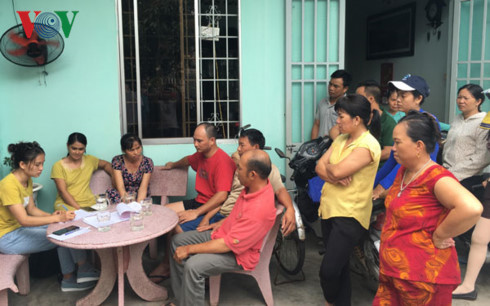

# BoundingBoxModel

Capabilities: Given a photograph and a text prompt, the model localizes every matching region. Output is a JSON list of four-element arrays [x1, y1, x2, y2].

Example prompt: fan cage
[[0, 23, 65, 67]]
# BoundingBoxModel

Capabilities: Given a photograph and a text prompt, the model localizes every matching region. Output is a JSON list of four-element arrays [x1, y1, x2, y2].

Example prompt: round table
[[47, 205, 178, 306]]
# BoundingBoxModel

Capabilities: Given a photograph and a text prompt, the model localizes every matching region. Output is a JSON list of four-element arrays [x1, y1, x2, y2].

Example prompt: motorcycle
[[349, 199, 385, 292], [273, 136, 331, 276], [236, 124, 308, 276]]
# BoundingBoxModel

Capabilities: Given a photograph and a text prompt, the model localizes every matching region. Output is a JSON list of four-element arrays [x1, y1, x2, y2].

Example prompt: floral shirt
[[106, 154, 153, 204]]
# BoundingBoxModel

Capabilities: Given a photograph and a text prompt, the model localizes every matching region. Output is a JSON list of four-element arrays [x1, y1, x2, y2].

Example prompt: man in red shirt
[[151, 123, 235, 281], [164, 123, 236, 232], [169, 149, 277, 306]]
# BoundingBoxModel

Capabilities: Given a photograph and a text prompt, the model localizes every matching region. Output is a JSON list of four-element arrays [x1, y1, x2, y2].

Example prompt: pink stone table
[[47, 205, 178, 306]]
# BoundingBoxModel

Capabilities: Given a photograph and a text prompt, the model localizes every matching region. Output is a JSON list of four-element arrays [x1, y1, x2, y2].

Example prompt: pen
[[62, 205, 68, 211]]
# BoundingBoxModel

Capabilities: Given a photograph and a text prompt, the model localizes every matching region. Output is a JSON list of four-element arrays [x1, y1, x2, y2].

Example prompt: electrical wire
[[39, 67, 48, 86], [11, 0, 19, 25]]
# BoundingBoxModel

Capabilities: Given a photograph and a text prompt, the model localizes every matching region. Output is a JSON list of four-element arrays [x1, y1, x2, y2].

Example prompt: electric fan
[[0, 23, 64, 67]]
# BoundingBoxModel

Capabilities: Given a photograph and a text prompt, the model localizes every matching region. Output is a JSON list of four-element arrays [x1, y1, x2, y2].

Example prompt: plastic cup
[[130, 211, 144, 231]]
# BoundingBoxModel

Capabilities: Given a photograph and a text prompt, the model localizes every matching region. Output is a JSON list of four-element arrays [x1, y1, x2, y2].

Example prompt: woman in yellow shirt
[[51, 132, 112, 211], [315, 94, 381, 306], [0, 141, 99, 291]]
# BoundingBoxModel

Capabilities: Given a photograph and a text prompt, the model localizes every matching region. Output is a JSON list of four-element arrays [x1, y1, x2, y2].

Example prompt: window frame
[[116, 0, 242, 145]]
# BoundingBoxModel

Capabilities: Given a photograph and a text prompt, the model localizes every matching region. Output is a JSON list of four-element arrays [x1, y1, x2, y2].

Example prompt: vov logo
[[17, 11, 79, 39]]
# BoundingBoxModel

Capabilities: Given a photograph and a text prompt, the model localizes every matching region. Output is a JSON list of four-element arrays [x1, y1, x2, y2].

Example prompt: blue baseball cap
[[389, 74, 430, 98]]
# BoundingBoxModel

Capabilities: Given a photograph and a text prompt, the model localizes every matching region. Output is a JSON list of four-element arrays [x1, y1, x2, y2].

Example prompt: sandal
[[149, 274, 170, 283]]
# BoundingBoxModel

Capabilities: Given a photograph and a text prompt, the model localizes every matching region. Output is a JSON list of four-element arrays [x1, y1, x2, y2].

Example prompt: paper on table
[[48, 227, 91, 241], [82, 211, 129, 229], [116, 202, 141, 219], [74, 209, 97, 221]]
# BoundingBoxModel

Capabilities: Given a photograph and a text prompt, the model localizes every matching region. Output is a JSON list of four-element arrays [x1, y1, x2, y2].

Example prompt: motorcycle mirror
[[263, 146, 271, 151], [275, 148, 288, 159], [483, 88, 490, 100], [236, 124, 251, 139]]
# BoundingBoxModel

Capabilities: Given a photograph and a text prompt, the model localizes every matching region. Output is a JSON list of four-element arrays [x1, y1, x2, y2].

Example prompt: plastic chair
[[209, 204, 284, 306], [0, 254, 30, 305]]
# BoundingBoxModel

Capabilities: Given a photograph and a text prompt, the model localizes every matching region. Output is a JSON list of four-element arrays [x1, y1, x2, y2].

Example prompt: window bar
[[195, 0, 202, 124], [467, 0, 473, 82], [301, 0, 305, 143], [116, 0, 127, 134], [237, 0, 243, 135], [285, 0, 293, 149], [225, 10, 230, 138], [311, 0, 318, 141], [339, 0, 346, 70], [133, 0, 142, 138], [179, 0, 186, 137], [212, 0, 218, 130], [480, 0, 487, 84], [326, 0, 330, 75]]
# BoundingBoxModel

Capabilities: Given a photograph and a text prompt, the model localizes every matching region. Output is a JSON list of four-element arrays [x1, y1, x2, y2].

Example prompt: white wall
[[345, 0, 451, 121]]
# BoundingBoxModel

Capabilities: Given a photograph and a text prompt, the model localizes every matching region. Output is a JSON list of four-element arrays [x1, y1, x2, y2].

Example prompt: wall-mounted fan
[[0, 23, 64, 67]]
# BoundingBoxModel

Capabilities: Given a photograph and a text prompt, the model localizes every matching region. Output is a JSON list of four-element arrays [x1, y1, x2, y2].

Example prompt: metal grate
[[450, 0, 490, 120], [117, 0, 241, 141]]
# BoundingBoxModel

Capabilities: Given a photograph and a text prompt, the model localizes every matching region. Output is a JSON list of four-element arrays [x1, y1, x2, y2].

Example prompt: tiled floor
[[8, 234, 490, 305]]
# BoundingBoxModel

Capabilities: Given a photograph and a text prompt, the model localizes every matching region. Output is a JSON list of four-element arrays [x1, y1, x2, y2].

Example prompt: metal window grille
[[449, 0, 490, 120], [117, 0, 241, 142]]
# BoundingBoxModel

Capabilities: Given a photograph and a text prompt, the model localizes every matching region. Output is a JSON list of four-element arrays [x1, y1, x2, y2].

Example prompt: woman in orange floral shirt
[[373, 111, 482, 305]]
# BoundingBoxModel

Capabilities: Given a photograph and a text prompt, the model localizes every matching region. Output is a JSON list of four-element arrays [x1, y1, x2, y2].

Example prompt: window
[[118, 0, 241, 142]]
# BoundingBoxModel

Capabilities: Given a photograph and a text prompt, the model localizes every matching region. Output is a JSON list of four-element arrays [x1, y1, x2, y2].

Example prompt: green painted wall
[[0, 0, 121, 211], [0, 0, 287, 211]]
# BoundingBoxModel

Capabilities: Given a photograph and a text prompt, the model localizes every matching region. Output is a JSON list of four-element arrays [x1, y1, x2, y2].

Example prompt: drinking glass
[[130, 211, 144, 231], [124, 192, 136, 204], [97, 209, 111, 232], [95, 193, 108, 210], [141, 197, 152, 216]]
